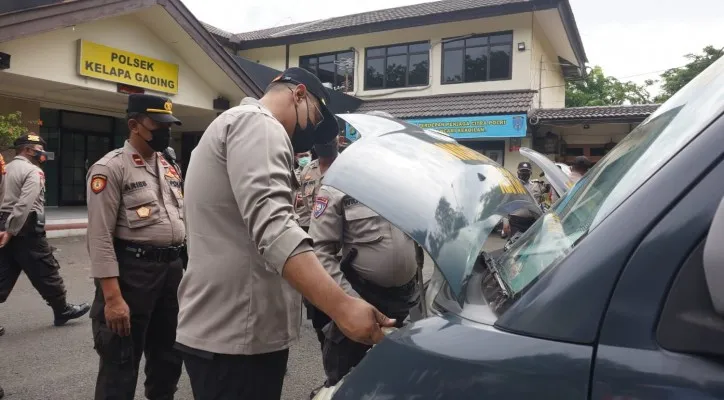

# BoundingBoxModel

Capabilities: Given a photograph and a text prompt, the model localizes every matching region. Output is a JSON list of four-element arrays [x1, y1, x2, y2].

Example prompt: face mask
[[31, 149, 54, 164], [518, 171, 531, 182], [290, 90, 317, 153], [297, 156, 311, 168], [146, 127, 171, 152]]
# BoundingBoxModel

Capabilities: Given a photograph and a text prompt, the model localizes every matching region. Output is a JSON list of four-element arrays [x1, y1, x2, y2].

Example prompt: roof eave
[[236, 0, 560, 50], [557, 0, 588, 69]]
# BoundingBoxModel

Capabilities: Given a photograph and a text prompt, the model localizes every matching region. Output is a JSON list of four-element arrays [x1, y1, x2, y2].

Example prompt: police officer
[[517, 161, 544, 203], [570, 156, 592, 183], [176, 67, 393, 400], [0, 134, 90, 327], [86, 94, 185, 400], [300, 137, 340, 349], [310, 185, 420, 387], [293, 151, 313, 231]]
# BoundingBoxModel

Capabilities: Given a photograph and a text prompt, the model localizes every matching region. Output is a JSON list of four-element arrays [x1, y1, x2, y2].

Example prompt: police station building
[[0, 0, 261, 207]]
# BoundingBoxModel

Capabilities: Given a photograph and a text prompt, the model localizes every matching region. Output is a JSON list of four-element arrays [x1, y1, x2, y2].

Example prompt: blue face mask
[[298, 156, 311, 168]]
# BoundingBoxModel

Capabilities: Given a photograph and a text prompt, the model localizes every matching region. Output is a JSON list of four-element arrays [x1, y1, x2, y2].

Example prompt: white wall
[[241, 45, 287, 71], [0, 14, 220, 111], [531, 16, 566, 109], [239, 13, 536, 99]]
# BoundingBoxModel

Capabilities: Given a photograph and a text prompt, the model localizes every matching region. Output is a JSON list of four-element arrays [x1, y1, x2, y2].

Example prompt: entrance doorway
[[461, 140, 506, 166], [60, 131, 111, 205]]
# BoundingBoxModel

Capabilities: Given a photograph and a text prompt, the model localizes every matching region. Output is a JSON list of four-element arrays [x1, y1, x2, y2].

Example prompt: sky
[[181, 0, 724, 93]]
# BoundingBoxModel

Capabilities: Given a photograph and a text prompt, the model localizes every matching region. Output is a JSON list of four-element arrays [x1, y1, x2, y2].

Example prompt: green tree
[[565, 66, 652, 107], [654, 46, 724, 103], [0, 111, 28, 151]]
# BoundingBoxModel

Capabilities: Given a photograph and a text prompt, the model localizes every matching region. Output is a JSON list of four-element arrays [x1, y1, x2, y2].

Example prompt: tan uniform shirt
[[86, 141, 186, 278], [0, 154, 6, 206], [293, 167, 308, 227], [176, 97, 313, 355], [0, 156, 46, 235], [309, 185, 417, 298], [297, 159, 324, 228]]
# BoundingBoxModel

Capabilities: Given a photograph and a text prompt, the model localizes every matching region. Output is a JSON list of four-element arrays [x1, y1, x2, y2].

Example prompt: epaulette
[[94, 148, 124, 166]]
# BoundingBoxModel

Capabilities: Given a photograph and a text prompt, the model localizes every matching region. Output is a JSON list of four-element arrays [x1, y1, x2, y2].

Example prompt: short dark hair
[[126, 112, 149, 123], [265, 81, 296, 94], [15, 144, 36, 154]]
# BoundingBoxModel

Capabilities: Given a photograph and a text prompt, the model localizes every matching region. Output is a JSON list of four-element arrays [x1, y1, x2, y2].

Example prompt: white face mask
[[298, 156, 311, 168]]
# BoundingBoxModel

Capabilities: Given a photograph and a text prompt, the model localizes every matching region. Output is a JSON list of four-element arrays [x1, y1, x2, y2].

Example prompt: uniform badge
[[160, 158, 169, 167], [90, 174, 107, 194], [132, 154, 144, 166], [313, 197, 329, 218], [136, 206, 151, 219]]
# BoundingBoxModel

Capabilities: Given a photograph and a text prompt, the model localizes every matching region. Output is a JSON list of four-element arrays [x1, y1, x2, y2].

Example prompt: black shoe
[[53, 303, 90, 326], [0, 325, 4, 337], [0, 383, 4, 399]]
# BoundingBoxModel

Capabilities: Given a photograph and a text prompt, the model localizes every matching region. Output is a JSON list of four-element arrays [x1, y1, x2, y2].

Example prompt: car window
[[495, 58, 724, 298]]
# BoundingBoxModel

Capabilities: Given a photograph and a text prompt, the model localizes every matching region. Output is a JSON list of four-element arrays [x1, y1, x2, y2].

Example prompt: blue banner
[[345, 114, 527, 142]]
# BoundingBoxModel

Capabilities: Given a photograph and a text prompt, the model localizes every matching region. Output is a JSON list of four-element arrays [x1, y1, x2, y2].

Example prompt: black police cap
[[518, 162, 532, 171], [14, 133, 47, 148], [270, 67, 337, 144], [127, 94, 182, 125]]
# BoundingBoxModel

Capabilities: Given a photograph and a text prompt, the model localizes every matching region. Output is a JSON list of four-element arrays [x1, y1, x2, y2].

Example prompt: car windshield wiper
[[482, 251, 512, 298]]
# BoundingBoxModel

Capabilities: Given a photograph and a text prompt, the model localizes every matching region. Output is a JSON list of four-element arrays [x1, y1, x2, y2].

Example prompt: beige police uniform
[[293, 166, 309, 228], [0, 156, 45, 234], [311, 185, 417, 296], [176, 97, 312, 356], [87, 141, 185, 277], [298, 159, 324, 227], [86, 140, 186, 399], [309, 184, 419, 385]]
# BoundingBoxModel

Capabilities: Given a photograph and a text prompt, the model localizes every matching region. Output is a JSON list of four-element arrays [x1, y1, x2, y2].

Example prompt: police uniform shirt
[[0, 156, 46, 235], [86, 141, 186, 278], [309, 185, 417, 297], [297, 159, 323, 228], [293, 167, 307, 226], [176, 97, 313, 356]]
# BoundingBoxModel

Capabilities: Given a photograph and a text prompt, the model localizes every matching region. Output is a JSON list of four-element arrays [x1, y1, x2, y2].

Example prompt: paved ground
[[0, 234, 505, 399], [0, 236, 327, 400]]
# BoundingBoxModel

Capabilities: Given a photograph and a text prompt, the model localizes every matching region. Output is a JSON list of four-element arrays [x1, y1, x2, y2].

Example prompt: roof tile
[[531, 105, 660, 121], [356, 90, 536, 118], [234, 0, 530, 41]]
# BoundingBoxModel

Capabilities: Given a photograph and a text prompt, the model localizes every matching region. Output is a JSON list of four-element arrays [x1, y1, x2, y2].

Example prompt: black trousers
[[182, 349, 289, 400], [0, 231, 66, 309], [91, 250, 184, 400]]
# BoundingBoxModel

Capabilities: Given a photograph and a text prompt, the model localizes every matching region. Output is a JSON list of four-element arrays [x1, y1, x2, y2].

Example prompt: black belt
[[114, 239, 185, 263]]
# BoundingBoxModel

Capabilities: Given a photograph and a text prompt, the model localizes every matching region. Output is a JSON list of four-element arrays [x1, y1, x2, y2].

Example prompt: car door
[[591, 117, 724, 399]]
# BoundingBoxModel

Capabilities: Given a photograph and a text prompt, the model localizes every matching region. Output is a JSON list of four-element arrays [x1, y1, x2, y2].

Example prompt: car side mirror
[[703, 196, 724, 316]]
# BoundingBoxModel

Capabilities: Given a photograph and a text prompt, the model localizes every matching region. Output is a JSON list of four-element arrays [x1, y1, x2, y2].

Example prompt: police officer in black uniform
[[0, 134, 90, 327]]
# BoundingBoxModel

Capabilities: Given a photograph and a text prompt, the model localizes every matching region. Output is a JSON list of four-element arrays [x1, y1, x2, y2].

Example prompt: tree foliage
[[0, 111, 28, 151], [565, 66, 652, 107], [654, 46, 724, 103]]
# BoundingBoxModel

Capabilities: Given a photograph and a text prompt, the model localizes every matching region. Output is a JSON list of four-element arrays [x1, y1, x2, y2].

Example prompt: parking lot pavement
[[0, 234, 507, 399], [0, 236, 325, 400]]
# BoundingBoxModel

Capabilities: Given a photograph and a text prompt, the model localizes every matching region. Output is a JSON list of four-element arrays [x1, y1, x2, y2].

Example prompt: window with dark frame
[[300, 51, 355, 92], [365, 41, 430, 90], [442, 32, 513, 84]]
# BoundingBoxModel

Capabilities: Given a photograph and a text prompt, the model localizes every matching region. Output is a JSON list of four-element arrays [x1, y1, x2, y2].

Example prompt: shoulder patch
[[94, 149, 123, 167], [313, 197, 329, 219], [90, 174, 108, 194]]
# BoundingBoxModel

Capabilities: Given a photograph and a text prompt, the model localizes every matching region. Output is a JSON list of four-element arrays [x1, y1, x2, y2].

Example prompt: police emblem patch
[[313, 197, 329, 218], [91, 174, 107, 194], [136, 206, 151, 219]]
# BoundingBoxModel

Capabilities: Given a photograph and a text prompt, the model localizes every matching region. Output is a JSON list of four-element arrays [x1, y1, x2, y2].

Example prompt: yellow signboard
[[78, 40, 179, 94]]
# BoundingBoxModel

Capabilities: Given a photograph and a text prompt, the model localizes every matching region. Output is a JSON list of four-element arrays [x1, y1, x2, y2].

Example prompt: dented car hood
[[324, 114, 540, 298]]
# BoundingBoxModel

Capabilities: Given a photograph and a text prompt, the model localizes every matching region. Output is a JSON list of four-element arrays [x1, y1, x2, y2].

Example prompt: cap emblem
[[27, 134, 41, 142], [164, 101, 173, 112]]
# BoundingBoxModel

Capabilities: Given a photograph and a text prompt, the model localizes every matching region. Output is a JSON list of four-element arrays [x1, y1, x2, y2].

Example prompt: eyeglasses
[[307, 96, 324, 129]]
